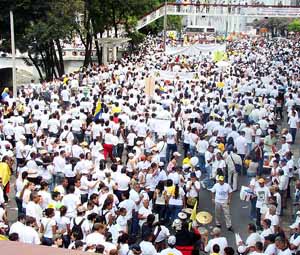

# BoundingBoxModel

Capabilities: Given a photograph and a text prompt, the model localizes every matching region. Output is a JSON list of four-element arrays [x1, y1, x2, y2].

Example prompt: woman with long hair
[[55, 205, 71, 248], [166, 183, 185, 222], [40, 208, 57, 246], [20, 181, 35, 214], [15, 171, 28, 215], [153, 181, 167, 222]]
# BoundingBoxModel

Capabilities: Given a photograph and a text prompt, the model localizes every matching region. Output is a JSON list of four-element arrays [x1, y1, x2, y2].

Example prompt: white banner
[[151, 69, 199, 81], [166, 43, 226, 56]]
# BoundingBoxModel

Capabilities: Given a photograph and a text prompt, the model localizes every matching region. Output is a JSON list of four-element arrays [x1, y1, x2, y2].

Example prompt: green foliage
[[0, 0, 172, 78], [141, 15, 183, 35], [288, 19, 300, 32]]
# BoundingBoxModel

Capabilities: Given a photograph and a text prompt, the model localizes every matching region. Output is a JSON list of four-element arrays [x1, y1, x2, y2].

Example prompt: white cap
[[159, 162, 165, 167], [173, 152, 181, 157], [19, 135, 26, 140], [168, 236, 176, 246], [290, 222, 299, 229]]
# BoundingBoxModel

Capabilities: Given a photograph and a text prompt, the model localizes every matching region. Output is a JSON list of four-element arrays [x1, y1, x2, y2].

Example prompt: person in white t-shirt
[[288, 110, 299, 144], [204, 227, 228, 255], [138, 198, 152, 228], [9, 214, 26, 243], [186, 172, 200, 199], [211, 176, 233, 231], [23, 216, 41, 245], [255, 178, 271, 230], [62, 185, 81, 218], [160, 236, 182, 255], [40, 208, 57, 246], [275, 236, 292, 255]]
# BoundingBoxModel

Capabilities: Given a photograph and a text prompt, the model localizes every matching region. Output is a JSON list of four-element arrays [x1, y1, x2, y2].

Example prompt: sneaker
[[216, 224, 221, 228], [227, 227, 234, 232]]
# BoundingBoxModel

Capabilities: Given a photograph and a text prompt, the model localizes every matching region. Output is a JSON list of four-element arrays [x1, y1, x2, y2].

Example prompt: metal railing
[[137, 3, 300, 29]]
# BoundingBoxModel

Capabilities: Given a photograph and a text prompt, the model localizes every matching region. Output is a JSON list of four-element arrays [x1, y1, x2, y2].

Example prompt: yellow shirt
[[217, 143, 225, 153], [167, 186, 175, 196], [182, 157, 192, 166], [244, 159, 251, 168], [112, 106, 121, 114], [0, 162, 11, 186]]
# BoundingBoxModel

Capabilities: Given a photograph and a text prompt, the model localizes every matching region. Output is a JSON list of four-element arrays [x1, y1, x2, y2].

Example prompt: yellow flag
[[190, 201, 198, 222]]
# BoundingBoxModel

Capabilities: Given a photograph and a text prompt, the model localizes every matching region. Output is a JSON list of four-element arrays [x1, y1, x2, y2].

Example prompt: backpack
[[71, 218, 85, 240]]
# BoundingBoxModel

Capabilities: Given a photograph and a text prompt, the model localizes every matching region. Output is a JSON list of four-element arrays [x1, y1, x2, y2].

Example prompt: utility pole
[[163, 0, 167, 51], [10, 11, 17, 98]]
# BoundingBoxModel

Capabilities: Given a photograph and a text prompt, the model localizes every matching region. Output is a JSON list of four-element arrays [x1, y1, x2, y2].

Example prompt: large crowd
[[0, 35, 299, 255]]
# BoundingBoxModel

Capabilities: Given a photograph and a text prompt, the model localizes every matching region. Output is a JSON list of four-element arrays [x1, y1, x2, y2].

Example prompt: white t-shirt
[[265, 243, 277, 255], [119, 199, 135, 220], [166, 128, 176, 144], [85, 232, 105, 246], [117, 174, 131, 191], [138, 206, 152, 227], [160, 247, 182, 255], [235, 136, 247, 155], [186, 180, 200, 198], [154, 225, 170, 243], [9, 221, 26, 242], [41, 217, 56, 238], [255, 186, 271, 209], [140, 240, 157, 255], [211, 183, 232, 203], [246, 232, 262, 247], [22, 225, 41, 244], [62, 193, 81, 218], [205, 236, 228, 255]]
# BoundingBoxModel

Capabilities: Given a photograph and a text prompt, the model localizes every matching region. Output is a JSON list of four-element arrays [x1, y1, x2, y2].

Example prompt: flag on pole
[[93, 99, 102, 121], [190, 201, 197, 222], [189, 200, 198, 231]]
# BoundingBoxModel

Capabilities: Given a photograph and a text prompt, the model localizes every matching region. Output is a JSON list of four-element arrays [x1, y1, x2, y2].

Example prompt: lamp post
[[163, 0, 167, 51], [10, 10, 17, 98]]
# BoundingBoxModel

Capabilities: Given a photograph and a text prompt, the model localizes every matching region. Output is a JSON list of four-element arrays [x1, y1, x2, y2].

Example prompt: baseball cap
[[290, 222, 299, 229], [211, 227, 221, 235], [77, 206, 86, 213], [218, 175, 224, 181], [168, 236, 176, 246], [159, 162, 165, 167], [173, 152, 181, 157]]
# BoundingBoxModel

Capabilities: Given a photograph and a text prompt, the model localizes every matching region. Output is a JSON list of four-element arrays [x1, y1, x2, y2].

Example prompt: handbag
[[230, 153, 242, 174]]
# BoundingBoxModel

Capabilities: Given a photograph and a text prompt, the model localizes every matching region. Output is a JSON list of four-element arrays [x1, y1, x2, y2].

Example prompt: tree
[[0, 0, 81, 81], [288, 19, 300, 32], [252, 18, 291, 37]]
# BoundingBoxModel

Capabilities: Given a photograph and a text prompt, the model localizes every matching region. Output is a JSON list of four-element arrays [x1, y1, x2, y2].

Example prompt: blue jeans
[[52, 172, 65, 189], [250, 197, 257, 219], [197, 153, 205, 170], [168, 204, 182, 222], [189, 145, 196, 157], [130, 211, 139, 237], [290, 128, 297, 144], [247, 143, 252, 154], [202, 165, 214, 189], [166, 144, 177, 162]]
